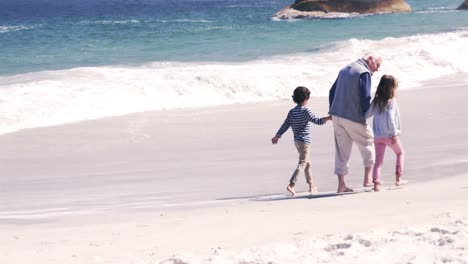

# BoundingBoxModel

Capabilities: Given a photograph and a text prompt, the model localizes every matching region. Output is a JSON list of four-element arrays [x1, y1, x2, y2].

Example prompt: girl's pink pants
[[372, 137, 404, 184]]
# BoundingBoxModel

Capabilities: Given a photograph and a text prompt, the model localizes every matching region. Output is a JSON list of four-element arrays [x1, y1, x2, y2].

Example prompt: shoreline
[[1, 72, 467, 138]]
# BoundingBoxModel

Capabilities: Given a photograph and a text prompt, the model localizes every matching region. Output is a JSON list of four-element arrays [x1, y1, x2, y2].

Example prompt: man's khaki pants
[[332, 116, 374, 176]]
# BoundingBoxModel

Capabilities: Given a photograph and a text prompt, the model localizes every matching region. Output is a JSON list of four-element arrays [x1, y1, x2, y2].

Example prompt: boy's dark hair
[[292, 86, 311, 104]]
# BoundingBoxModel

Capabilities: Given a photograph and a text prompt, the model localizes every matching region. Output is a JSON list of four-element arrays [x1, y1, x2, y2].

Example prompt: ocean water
[[0, 0, 467, 134]]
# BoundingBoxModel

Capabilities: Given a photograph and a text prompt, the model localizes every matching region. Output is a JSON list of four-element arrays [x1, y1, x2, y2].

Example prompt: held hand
[[271, 136, 279, 145], [391, 136, 398, 144], [323, 115, 332, 122]]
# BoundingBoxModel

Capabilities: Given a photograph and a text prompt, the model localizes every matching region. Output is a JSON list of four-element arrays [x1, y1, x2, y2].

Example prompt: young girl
[[271, 86, 331, 197], [365, 75, 408, 191]]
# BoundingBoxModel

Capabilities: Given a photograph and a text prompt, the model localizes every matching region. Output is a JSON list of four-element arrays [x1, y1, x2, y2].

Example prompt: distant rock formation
[[457, 0, 468, 10], [274, 0, 412, 20]]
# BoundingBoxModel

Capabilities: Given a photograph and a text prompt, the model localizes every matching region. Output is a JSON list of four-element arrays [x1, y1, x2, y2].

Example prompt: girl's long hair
[[371, 75, 398, 113]]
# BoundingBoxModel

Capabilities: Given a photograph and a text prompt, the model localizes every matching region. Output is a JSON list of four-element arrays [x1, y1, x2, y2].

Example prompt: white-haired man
[[328, 53, 382, 193]]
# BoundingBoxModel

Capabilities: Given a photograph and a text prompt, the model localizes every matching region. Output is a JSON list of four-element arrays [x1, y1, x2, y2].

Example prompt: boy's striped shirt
[[276, 105, 325, 144]]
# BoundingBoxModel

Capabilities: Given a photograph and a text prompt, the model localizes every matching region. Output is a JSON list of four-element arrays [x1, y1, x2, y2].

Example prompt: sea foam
[[0, 24, 42, 33], [0, 30, 467, 135]]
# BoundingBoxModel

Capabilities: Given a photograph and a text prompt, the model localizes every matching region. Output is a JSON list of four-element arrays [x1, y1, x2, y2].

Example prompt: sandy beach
[[1, 74, 468, 263]]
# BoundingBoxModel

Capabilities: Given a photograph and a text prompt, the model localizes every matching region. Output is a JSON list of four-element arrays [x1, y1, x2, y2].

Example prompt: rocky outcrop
[[274, 0, 412, 19], [457, 0, 468, 10]]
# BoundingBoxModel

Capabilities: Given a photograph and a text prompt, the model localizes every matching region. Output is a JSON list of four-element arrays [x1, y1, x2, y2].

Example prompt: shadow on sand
[[217, 185, 409, 202], [218, 189, 374, 202], [253, 191, 369, 202]]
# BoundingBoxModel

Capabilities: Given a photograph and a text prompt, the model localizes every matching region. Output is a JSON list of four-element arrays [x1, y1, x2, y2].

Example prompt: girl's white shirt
[[365, 98, 401, 138]]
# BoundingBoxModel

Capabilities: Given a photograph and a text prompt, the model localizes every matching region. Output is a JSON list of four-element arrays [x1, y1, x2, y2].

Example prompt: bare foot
[[396, 179, 409, 186], [363, 167, 372, 187], [363, 176, 373, 187], [337, 185, 354, 193], [373, 183, 381, 192], [287, 185, 296, 197], [309, 186, 319, 194]]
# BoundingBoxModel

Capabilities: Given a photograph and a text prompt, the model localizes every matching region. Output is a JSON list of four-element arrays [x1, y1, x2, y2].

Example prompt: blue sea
[[0, 0, 467, 134]]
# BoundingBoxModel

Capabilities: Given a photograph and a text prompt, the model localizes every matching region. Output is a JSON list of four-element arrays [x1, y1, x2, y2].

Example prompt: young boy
[[272, 86, 331, 197]]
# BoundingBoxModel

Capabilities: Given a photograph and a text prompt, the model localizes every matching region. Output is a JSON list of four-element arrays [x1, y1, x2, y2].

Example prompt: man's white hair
[[362, 52, 381, 62]]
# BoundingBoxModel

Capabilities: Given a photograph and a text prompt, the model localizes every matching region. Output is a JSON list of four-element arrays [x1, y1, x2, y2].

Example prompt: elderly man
[[328, 53, 382, 193]]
